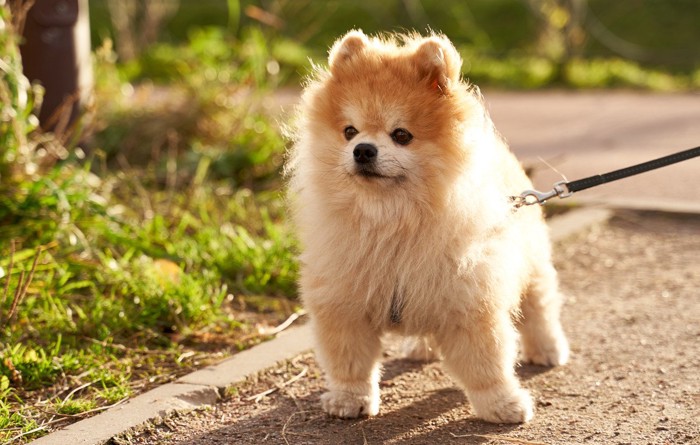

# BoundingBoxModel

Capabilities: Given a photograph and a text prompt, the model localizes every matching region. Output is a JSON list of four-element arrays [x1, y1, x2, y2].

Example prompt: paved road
[[485, 91, 700, 206]]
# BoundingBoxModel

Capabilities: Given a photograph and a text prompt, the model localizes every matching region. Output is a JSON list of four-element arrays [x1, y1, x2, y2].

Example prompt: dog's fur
[[286, 30, 569, 423]]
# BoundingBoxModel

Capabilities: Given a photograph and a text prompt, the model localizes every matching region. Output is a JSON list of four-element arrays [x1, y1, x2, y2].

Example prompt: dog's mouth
[[354, 166, 405, 182], [357, 168, 389, 179]]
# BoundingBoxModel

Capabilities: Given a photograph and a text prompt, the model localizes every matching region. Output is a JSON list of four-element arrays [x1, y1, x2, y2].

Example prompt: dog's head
[[292, 30, 483, 213]]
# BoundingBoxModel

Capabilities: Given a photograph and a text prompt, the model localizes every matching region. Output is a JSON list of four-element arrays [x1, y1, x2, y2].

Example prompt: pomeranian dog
[[286, 30, 569, 423]]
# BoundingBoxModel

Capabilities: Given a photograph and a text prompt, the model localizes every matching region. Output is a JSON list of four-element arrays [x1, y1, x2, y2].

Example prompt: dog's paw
[[401, 336, 439, 362], [522, 334, 570, 367], [320, 390, 379, 418], [469, 386, 534, 424]]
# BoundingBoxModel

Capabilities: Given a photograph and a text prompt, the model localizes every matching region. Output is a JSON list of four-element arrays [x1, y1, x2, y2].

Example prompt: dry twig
[[265, 311, 305, 336], [237, 311, 307, 344], [281, 410, 311, 445], [245, 367, 308, 403], [59, 379, 99, 406]]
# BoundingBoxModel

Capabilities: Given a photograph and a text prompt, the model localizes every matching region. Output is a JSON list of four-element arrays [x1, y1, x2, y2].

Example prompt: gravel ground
[[115, 210, 700, 445]]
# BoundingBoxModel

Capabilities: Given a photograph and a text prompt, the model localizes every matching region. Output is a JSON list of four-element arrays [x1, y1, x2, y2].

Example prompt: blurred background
[[87, 0, 700, 89]]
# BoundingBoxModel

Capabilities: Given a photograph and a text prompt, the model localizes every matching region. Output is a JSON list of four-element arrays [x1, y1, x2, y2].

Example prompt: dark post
[[18, 0, 92, 132]]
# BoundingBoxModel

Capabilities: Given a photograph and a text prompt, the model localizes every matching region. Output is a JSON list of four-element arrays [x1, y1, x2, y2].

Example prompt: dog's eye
[[344, 126, 359, 141], [391, 128, 413, 146]]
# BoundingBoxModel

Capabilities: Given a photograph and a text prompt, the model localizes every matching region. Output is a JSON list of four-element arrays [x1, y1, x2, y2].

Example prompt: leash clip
[[513, 181, 571, 207]]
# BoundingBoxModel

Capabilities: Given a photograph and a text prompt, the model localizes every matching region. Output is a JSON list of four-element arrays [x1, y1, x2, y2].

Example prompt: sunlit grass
[[0, 159, 300, 442]]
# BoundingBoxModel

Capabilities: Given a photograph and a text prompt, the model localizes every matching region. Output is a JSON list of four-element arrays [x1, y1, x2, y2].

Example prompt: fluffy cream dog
[[286, 30, 569, 423]]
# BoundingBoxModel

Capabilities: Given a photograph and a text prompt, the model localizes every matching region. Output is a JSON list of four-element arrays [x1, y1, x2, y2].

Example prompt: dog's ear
[[328, 30, 368, 73], [414, 36, 462, 94]]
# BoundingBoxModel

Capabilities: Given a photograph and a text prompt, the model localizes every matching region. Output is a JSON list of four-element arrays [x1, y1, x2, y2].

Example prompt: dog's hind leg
[[311, 312, 382, 418], [517, 262, 570, 366]]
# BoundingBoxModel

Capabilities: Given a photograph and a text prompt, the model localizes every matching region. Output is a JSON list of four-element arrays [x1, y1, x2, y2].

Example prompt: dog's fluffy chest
[[320, 217, 483, 333]]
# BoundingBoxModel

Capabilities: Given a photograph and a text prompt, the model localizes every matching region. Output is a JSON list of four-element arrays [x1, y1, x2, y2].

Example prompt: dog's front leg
[[436, 310, 533, 423], [310, 310, 382, 418]]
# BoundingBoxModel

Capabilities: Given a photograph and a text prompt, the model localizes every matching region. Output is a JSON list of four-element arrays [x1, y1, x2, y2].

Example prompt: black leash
[[513, 145, 700, 207]]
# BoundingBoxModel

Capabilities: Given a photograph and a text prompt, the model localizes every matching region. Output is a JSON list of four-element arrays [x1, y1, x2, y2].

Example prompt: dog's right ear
[[328, 30, 368, 73], [414, 36, 462, 95]]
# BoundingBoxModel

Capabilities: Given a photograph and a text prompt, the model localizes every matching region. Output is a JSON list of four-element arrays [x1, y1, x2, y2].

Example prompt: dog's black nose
[[353, 143, 377, 164]]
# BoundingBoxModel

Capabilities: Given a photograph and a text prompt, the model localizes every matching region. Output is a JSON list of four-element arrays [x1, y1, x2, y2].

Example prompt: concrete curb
[[29, 383, 220, 445], [30, 206, 613, 445], [29, 325, 314, 445]]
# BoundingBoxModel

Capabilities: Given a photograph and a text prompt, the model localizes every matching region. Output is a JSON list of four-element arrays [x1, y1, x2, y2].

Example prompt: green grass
[[0, 159, 300, 441]]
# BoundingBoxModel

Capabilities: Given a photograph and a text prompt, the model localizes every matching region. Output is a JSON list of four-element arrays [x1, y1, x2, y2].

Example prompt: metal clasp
[[512, 181, 572, 207]]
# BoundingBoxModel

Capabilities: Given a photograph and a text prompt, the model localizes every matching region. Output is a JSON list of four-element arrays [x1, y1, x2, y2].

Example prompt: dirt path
[[117, 211, 700, 445]]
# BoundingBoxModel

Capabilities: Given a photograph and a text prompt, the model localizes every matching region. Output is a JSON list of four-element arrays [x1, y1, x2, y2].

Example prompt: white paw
[[320, 390, 379, 418], [522, 334, 570, 366], [401, 336, 439, 362], [470, 386, 534, 424]]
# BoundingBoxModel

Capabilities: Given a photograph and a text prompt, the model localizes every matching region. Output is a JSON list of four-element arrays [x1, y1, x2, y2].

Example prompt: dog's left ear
[[414, 37, 462, 94]]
